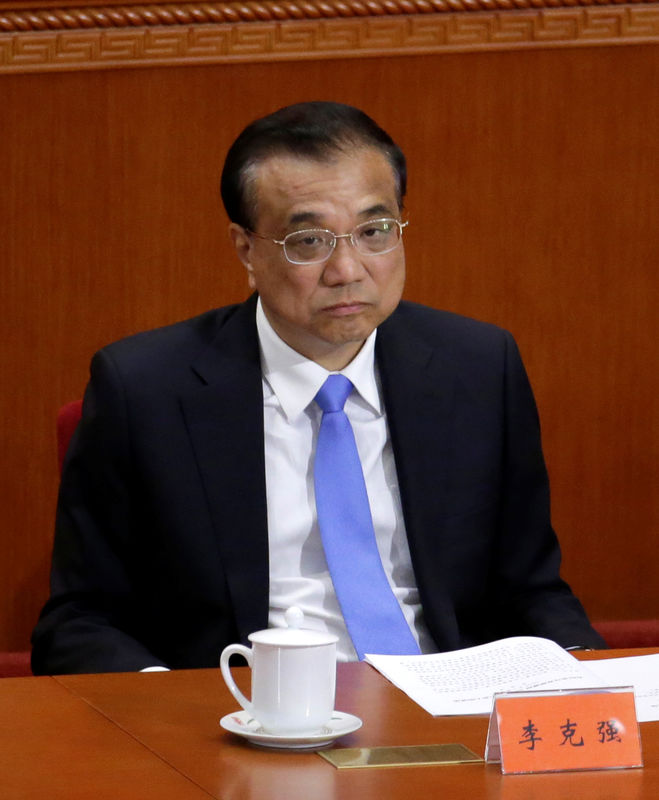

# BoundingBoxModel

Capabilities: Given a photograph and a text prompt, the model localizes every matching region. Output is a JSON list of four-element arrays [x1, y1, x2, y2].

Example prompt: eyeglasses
[[247, 218, 408, 265]]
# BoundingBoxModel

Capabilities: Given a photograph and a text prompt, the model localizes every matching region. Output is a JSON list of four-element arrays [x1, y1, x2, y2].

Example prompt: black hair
[[220, 101, 406, 229]]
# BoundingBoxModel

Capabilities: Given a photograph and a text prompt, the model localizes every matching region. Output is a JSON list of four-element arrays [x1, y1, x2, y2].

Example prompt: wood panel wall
[[1, 2, 658, 650]]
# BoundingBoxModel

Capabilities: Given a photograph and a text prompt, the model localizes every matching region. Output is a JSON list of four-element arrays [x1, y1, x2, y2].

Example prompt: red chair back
[[0, 651, 32, 678], [57, 399, 83, 473], [594, 620, 659, 649]]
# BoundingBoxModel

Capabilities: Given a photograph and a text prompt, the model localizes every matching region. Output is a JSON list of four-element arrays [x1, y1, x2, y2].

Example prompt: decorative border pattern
[[1, 1, 658, 73], [0, 0, 658, 32]]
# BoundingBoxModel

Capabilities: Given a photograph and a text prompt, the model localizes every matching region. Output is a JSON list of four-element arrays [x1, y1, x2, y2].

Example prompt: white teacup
[[220, 607, 338, 736]]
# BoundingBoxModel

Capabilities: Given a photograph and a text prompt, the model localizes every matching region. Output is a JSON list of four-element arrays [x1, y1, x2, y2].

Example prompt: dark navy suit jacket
[[32, 295, 604, 674]]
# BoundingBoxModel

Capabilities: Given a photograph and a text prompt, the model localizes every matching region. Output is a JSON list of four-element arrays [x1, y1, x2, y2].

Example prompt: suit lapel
[[181, 296, 270, 643], [376, 305, 462, 650]]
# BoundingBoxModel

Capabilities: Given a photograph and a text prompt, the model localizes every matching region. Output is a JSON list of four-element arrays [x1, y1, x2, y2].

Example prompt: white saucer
[[220, 710, 363, 750]]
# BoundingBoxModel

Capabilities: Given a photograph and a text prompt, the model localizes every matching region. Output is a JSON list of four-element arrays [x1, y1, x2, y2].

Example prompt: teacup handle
[[220, 644, 254, 716]]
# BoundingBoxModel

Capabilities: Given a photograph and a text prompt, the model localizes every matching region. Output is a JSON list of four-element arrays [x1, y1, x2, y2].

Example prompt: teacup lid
[[248, 607, 339, 647]]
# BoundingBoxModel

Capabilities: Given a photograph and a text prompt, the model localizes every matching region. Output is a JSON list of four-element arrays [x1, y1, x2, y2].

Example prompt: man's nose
[[321, 237, 365, 285]]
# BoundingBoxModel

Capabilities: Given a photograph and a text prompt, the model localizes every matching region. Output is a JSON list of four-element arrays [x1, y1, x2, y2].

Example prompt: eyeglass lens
[[284, 218, 402, 264]]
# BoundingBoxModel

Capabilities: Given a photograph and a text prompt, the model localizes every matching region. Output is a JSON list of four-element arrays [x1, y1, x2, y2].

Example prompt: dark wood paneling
[[1, 44, 657, 649]]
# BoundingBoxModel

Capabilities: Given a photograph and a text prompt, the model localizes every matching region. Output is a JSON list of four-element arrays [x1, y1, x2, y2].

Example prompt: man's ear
[[229, 223, 256, 287]]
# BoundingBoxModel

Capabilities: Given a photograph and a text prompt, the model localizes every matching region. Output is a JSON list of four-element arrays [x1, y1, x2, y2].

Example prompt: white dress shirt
[[256, 299, 434, 660]]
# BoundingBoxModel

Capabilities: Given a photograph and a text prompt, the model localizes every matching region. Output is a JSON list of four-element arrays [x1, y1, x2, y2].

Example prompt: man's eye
[[362, 223, 391, 238]]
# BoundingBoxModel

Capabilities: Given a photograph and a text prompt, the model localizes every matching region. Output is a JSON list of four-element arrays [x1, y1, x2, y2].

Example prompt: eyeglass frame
[[245, 217, 409, 265]]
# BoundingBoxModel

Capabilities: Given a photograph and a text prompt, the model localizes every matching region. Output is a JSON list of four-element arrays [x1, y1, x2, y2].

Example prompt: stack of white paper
[[365, 637, 659, 721]]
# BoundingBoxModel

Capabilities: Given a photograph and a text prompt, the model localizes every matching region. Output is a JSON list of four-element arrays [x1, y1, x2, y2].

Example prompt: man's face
[[230, 147, 406, 370]]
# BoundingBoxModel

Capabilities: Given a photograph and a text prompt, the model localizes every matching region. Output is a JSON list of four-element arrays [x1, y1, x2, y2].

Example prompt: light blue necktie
[[314, 374, 421, 659]]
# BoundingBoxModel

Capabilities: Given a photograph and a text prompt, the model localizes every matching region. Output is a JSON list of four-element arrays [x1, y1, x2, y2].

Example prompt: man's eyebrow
[[361, 203, 394, 218], [287, 203, 396, 227], [288, 212, 321, 226]]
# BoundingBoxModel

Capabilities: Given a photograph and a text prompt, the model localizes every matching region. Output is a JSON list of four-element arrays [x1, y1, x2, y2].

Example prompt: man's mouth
[[323, 301, 367, 316]]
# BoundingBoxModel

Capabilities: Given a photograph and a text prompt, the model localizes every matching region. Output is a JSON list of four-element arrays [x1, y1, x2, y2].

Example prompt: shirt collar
[[256, 297, 381, 422]]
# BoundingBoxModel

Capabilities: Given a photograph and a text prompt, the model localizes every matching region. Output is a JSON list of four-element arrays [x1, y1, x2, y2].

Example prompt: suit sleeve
[[493, 331, 606, 649], [31, 349, 168, 674]]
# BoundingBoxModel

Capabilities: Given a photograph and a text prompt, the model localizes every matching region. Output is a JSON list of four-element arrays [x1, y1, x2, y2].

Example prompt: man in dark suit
[[32, 101, 604, 675]]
